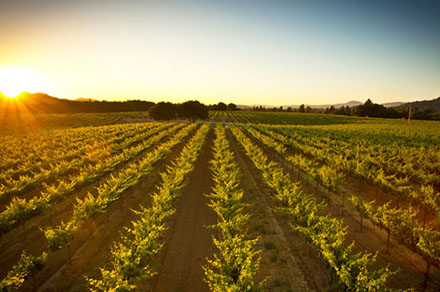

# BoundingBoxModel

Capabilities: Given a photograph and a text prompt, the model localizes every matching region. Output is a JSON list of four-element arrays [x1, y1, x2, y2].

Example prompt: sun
[[0, 67, 45, 98]]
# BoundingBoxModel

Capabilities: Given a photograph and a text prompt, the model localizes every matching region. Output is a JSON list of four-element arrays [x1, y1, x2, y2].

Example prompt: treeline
[[149, 100, 209, 121], [208, 102, 238, 111], [149, 101, 239, 121], [0, 92, 239, 121], [3, 91, 438, 121], [251, 99, 440, 120]]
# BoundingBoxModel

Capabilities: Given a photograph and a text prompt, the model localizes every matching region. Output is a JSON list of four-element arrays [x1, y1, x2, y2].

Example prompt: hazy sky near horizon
[[1, 0, 439, 105]]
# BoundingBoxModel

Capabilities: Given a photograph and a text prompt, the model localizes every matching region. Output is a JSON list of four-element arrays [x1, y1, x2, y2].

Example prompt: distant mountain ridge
[[238, 100, 405, 110], [295, 100, 363, 109], [404, 97, 440, 112], [1, 91, 439, 114], [382, 102, 405, 108]]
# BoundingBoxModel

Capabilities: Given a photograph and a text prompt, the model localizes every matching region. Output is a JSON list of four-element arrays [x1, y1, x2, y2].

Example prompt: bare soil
[[141, 128, 218, 292]]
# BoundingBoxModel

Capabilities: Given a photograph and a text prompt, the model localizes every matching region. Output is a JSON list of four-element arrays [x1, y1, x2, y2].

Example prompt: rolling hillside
[[0, 92, 154, 115]]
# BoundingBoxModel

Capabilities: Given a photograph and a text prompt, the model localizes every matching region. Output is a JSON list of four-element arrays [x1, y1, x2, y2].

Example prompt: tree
[[149, 102, 177, 120], [329, 105, 336, 114], [354, 99, 403, 119], [217, 102, 228, 111], [334, 106, 348, 116], [299, 104, 305, 113], [178, 100, 209, 121], [227, 103, 237, 111], [413, 108, 436, 120]]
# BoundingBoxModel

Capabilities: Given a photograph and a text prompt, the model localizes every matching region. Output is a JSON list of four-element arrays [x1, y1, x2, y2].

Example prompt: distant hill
[[0, 92, 154, 115], [382, 102, 405, 108], [404, 97, 440, 112], [239, 100, 369, 110], [237, 101, 363, 110], [307, 100, 363, 109], [238, 99, 435, 110], [3, 91, 439, 116]]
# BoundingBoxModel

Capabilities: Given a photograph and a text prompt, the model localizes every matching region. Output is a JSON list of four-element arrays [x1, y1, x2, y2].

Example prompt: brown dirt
[[140, 127, 217, 292]]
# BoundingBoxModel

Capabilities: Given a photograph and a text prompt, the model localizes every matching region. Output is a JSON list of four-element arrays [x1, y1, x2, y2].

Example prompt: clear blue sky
[[0, 0, 439, 105]]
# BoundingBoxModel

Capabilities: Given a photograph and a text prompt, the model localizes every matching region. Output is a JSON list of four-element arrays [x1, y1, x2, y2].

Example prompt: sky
[[0, 0, 439, 105]]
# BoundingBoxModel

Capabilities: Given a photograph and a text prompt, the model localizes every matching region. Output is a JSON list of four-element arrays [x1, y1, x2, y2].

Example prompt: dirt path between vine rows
[[141, 128, 218, 292], [227, 128, 325, 292]]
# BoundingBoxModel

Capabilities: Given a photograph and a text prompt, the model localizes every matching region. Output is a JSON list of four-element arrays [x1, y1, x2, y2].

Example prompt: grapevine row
[[351, 196, 440, 286], [43, 123, 197, 253], [0, 123, 195, 292], [230, 125, 402, 291], [88, 124, 210, 291], [0, 252, 47, 292], [257, 125, 440, 219], [248, 124, 439, 286], [0, 123, 180, 237], [204, 124, 262, 291], [244, 125, 344, 199], [0, 123, 166, 202], [0, 122, 147, 176]]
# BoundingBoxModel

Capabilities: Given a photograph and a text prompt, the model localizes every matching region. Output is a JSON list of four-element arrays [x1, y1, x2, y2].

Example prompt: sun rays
[[0, 67, 46, 98]]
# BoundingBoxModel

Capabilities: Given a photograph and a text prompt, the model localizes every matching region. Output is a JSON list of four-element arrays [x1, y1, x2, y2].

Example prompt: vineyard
[[0, 111, 439, 292]]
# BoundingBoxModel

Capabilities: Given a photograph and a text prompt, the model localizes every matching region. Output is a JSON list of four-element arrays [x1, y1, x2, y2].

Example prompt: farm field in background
[[0, 111, 439, 292], [0, 112, 151, 134]]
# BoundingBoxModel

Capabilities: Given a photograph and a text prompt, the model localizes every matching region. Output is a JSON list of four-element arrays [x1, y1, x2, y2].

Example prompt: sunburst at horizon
[[0, 67, 46, 98]]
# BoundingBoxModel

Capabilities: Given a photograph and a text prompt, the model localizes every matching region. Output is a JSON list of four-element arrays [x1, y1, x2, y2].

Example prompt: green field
[[0, 111, 439, 292]]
